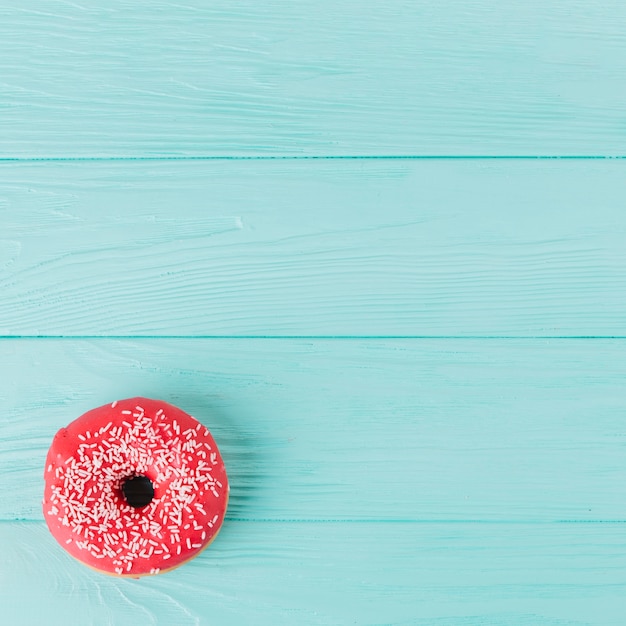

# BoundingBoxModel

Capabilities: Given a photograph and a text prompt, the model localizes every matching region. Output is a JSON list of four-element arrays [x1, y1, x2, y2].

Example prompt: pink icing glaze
[[43, 397, 229, 577]]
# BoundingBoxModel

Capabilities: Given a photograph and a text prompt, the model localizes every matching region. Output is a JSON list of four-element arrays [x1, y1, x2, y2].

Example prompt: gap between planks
[[2, 336, 626, 340], [6, 519, 626, 525], [0, 156, 626, 163]]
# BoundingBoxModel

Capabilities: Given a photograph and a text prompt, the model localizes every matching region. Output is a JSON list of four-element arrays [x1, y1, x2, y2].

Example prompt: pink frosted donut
[[43, 397, 229, 577]]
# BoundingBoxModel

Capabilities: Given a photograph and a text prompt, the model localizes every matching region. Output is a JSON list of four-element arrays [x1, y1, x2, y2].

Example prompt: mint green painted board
[[2, 1, 626, 157], [2, 522, 625, 626], [3, 338, 626, 523], [2, 1, 625, 622], [2, 160, 626, 336]]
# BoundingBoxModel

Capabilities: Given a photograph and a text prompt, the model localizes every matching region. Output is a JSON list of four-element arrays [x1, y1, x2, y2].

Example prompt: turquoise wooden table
[[2, 2, 626, 624]]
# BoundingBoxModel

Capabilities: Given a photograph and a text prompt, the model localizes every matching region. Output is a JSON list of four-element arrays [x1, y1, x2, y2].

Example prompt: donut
[[43, 397, 229, 577]]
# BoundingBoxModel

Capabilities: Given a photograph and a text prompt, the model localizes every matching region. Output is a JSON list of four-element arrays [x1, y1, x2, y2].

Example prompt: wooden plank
[[2, 1, 626, 157], [2, 521, 625, 625], [1, 159, 626, 336], [2, 338, 626, 522]]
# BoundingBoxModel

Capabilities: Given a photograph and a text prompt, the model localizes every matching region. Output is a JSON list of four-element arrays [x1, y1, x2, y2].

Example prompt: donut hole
[[121, 475, 154, 508]]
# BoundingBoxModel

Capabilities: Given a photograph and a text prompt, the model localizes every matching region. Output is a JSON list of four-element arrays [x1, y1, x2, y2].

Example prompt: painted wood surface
[[3, 521, 625, 626], [2, 1, 626, 157], [2, 339, 626, 526], [2, 159, 626, 337], [2, 1, 625, 624]]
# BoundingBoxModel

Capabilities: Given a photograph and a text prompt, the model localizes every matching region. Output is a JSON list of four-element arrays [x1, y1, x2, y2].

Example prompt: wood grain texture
[[2, 159, 626, 337], [2, 0, 626, 157], [3, 338, 626, 522], [3, 2, 624, 621], [2, 521, 625, 626]]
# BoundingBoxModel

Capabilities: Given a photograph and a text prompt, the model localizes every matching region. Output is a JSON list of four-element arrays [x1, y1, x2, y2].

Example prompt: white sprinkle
[[78, 434, 86, 441], [111, 401, 118, 408], [47, 464, 52, 473], [121, 410, 132, 415], [66, 538, 72, 544]]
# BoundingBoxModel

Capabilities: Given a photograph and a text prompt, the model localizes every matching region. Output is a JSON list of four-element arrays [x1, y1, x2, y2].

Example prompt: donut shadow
[[132, 388, 268, 523]]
